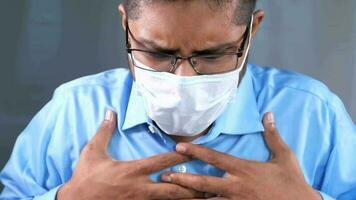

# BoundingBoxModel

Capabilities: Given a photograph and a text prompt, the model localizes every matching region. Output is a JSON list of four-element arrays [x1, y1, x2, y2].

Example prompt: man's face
[[119, 0, 264, 77]]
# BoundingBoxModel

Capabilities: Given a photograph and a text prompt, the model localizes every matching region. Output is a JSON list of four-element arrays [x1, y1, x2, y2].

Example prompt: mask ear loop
[[237, 16, 254, 71]]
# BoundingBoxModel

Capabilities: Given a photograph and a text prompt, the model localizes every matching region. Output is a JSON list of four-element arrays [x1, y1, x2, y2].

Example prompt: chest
[[107, 126, 270, 182]]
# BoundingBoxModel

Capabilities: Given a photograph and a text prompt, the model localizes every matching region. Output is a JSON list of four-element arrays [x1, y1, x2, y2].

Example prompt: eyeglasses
[[125, 20, 250, 75]]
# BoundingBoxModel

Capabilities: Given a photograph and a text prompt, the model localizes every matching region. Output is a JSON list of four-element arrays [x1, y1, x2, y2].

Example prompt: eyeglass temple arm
[[238, 20, 251, 54], [125, 20, 131, 48]]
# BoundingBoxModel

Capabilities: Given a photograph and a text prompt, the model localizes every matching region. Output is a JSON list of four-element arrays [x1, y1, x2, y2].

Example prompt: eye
[[204, 55, 222, 60], [147, 52, 172, 60], [200, 54, 225, 61]]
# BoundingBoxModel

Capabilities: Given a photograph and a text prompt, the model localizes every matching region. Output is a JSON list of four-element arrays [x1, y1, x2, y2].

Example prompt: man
[[1, 0, 355, 199]]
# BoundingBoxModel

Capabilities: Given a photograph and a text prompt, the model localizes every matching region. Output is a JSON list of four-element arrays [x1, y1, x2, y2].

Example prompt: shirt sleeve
[[33, 185, 62, 200], [0, 90, 73, 199], [318, 94, 356, 199]]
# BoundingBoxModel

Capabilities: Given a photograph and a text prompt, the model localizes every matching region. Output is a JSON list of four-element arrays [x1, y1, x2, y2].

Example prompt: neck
[[169, 127, 210, 143]]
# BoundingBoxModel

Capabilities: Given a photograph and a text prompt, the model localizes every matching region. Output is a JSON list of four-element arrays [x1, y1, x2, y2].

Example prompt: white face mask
[[132, 17, 253, 137]]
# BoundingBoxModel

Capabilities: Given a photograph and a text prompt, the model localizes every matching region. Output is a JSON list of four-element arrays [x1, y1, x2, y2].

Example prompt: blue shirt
[[1, 64, 355, 200]]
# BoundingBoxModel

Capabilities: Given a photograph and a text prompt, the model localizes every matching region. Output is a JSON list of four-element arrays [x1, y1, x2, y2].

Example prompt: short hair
[[123, 0, 257, 25]]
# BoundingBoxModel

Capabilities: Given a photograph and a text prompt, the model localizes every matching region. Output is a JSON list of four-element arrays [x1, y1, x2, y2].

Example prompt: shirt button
[[148, 125, 156, 133], [178, 165, 187, 173]]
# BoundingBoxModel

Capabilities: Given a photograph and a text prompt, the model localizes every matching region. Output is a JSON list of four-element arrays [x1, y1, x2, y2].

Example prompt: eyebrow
[[136, 38, 240, 55]]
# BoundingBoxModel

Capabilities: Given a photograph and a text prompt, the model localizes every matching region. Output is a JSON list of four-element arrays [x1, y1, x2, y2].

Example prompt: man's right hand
[[57, 110, 202, 200]]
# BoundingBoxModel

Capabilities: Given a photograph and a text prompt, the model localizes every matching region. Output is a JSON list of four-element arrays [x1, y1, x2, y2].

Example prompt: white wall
[[250, 0, 356, 121]]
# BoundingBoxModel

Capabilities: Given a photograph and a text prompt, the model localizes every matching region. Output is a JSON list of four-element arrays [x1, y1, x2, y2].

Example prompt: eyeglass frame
[[125, 19, 251, 75]]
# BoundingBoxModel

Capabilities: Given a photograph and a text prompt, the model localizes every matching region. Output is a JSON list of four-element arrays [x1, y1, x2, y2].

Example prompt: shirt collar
[[122, 64, 264, 135], [121, 81, 150, 131], [212, 64, 264, 135]]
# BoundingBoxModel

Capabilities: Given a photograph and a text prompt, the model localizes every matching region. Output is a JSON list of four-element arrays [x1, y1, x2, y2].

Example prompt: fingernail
[[266, 112, 275, 129], [266, 112, 275, 123], [105, 110, 113, 121], [161, 174, 172, 182], [176, 144, 186, 153]]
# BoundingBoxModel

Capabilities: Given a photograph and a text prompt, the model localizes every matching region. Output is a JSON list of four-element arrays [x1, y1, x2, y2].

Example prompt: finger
[[147, 183, 205, 199], [161, 173, 229, 195], [175, 143, 246, 172], [184, 198, 228, 200], [134, 152, 190, 174], [183, 199, 227, 200], [262, 112, 290, 159], [88, 109, 117, 156]]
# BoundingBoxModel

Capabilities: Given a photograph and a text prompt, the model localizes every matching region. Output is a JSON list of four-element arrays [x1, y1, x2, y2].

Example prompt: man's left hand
[[161, 112, 321, 200]]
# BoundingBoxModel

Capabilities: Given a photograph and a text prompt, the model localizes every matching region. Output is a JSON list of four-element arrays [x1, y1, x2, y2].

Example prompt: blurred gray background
[[0, 0, 355, 191]]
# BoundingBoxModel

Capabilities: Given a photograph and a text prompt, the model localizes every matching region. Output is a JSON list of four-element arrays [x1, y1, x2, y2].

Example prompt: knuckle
[[100, 120, 114, 132], [99, 124, 110, 134], [81, 143, 95, 156], [269, 128, 279, 138], [188, 146, 201, 155], [206, 153, 220, 165], [125, 189, 142, 199], [160, 155, 177, 166], [143, 185, 157, 198], [144, 187, 155, 198], [228, 177, 242, 194], [167, 186, 180, 197], [105, 158, 118, 167], [281, 147, 294, 159], [237, 162, 256, 176], [196, 176, 208, 189], [185, 145, 201, 156], [171, 174, 182, 185], [121, 162, 138, 175]]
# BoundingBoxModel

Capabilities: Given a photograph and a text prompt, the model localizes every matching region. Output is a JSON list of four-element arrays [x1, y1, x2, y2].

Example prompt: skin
[[161, 113, 321, 199], [57, 1, 322, 199], [57, 110, 205, 199], [120, 0, 264, 143]]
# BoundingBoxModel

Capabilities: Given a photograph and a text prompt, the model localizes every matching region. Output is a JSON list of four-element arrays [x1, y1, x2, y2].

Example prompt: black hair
[[123, 0, 257, 25]]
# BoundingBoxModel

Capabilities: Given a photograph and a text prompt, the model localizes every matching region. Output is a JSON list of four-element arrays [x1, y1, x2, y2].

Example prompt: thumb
[[262, 112, 289, 159], [88, 109, 117, 157]]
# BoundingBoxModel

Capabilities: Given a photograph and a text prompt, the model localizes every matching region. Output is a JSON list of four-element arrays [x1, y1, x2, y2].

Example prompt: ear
[[118, 4, 136, 80], [118, 4, 127, 31], [251, 9, 265, 39]]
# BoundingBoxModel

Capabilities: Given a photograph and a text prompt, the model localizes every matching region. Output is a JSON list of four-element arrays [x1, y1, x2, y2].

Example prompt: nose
[[174, 58, 199, 76]]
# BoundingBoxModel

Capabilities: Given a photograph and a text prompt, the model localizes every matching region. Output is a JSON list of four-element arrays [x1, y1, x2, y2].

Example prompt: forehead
[[128, 1, 246, 52]]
